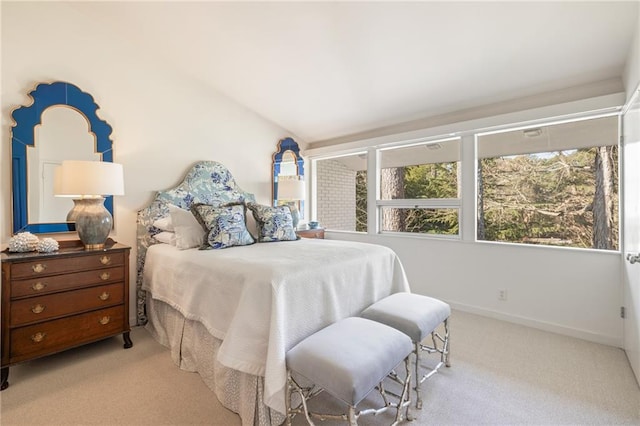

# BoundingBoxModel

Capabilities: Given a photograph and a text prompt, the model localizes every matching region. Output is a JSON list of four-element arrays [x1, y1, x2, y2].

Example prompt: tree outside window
[[477, 116, 619, 250]]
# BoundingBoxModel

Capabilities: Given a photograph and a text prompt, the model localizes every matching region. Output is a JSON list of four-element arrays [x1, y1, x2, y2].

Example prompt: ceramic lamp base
[[74, 197, 112, 250]]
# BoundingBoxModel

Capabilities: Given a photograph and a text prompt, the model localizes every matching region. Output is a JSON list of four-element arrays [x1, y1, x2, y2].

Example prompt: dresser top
[[1, 239, 130, 263]]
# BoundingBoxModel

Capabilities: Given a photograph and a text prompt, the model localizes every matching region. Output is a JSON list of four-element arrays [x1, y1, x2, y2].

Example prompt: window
[[377, 138, 461, 236], [311, 113, 620, 250], [477, 116, 619, 250], [315, 153, 367, 232]]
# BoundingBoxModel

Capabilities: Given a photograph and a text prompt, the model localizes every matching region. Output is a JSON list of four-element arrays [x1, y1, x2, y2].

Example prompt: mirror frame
[[272, 137, 304, 207], [11, 81, 114, 233]]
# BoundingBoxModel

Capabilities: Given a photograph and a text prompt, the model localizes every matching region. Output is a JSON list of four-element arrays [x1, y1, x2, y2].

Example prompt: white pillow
[[153, 216, 174, 232], [168, 204, 205, 250], [153, 231, 176, 246]]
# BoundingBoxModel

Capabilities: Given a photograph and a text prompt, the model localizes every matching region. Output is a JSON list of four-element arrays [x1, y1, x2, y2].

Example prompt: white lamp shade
[[278, 178, 305, 201], [55, 160, 124, 197]]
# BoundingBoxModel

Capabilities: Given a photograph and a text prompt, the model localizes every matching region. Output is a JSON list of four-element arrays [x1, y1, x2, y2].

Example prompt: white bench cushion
[[361, 292, 451, 342], [286, 317, 412, 406]]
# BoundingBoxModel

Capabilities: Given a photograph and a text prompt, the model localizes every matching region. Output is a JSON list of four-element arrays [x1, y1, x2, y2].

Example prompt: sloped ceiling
[[70, 1, 638, 144]]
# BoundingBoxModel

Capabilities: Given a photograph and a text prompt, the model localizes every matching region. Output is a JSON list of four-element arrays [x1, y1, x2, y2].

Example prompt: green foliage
[[354, 146, 618, 249], [404, 163, 458, 199], [480, 147, 618, 249], [403, 208, 458, 235], [355, 171, 367, 232]]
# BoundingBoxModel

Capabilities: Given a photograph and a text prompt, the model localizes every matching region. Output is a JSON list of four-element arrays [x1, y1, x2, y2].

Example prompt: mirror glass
[[11, 81, 114, 234], [279, 150, 297, 176], [29, 106, 100, 223], [272, 137, 304, 210]]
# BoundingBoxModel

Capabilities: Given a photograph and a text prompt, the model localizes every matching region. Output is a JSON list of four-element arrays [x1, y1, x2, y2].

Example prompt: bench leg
[[443, 318, 451, 367], [402, 357, 413, 422], [413, 342, 423, 409], [348, 406, 358, 426], [287, 372, 316, 426], [285, 371, 293, 426]]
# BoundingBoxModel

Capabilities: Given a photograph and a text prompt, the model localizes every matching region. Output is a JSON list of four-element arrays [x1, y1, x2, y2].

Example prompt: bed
[[136, 161, 411, 425]]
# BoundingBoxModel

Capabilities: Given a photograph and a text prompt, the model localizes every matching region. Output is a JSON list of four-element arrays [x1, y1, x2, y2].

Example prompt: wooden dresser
[[296, 228, 325, 239], [0, 240, 132, 390]]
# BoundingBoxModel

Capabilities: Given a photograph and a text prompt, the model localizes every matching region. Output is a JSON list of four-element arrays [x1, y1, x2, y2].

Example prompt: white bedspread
[[142, 238, 410, 414]]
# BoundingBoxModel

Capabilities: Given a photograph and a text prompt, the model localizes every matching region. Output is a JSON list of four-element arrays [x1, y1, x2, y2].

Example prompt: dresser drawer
[[11, 283, 124, 327], [11, 266, 124, 299], [10, 306, 125, 363], [10, 252, 125, 279]]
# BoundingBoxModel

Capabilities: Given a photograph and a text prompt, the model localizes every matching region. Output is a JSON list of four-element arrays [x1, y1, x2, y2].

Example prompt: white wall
[[623, 18, 640, 98], [1, 3, 299, 323], [331, 232, 622, 347]]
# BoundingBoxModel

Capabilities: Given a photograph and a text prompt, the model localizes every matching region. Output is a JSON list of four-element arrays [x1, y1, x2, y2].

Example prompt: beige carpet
[[1, 310, 639, 425]]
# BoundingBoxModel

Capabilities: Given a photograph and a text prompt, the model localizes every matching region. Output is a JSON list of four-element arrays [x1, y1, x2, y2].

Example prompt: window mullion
[[376, 199, 461, 208], [460, 134, 476, 242], [367, 148, 379, 234]]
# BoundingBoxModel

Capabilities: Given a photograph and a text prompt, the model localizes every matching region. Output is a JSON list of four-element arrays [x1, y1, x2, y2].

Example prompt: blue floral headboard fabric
[[135, 161, 256, 325]]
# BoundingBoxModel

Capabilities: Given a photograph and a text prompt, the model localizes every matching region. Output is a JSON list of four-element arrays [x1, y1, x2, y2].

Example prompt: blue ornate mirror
[[272, 137, 304, 205], [11, 81, 114, 233]]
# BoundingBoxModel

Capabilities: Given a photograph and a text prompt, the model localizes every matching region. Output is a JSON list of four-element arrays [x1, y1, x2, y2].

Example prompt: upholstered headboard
[[135, 161, 255, 325]]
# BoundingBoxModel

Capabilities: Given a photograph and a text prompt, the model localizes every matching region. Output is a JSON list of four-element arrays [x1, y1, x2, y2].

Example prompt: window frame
[[311, 150, 369, 233], [309, 109, 622, 252], [474, 113, 621, 251], [375, 137, 462, 238]]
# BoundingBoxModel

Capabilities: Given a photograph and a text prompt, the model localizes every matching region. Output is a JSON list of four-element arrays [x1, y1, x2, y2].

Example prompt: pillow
[[168, 204, 206, 250], [153, 215, 174, 232], [246, 203, 298, 242], [153, 231, 176, 246], [191, 203, 255, 249]]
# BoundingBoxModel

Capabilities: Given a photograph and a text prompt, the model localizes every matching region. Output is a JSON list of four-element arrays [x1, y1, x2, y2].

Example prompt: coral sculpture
[[36, 238, 59, 253], [8, 232, 40, 252]]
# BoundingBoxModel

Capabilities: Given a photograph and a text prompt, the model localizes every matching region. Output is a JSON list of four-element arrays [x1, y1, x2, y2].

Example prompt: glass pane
[[316, 153, 367, 232], [477, 116, 619, 250], [379, 139, 460, 200], [381, 207, 459, 235]]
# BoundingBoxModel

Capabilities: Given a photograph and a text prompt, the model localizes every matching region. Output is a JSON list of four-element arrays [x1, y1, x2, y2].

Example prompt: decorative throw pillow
[[246, 203, 298, 242], [168, 204, 206, 250], [153, 216, 174, 232], [153, 231, 176, 246], [191, 203, 255, 249]]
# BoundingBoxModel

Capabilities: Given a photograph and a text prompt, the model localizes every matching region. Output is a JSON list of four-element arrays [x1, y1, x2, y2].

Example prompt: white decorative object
[[8, 232, 40, 252], [36, 238, 59, 253]]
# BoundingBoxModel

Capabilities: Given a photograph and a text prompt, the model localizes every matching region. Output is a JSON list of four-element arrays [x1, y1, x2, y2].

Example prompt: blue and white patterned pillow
[[247, 203, 298, 242], [191, 203, 255, 249]]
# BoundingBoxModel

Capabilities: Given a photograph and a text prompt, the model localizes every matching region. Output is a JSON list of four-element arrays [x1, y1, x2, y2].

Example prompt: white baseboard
[[448, 301, 623, 348]]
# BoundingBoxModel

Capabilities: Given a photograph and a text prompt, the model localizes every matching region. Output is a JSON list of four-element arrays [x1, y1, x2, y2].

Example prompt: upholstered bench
[[285, 317, 413, 426], [361, 292, 451, 409]]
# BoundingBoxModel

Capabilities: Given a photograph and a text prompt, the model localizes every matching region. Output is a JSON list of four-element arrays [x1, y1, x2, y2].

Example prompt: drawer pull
[[99, 316, 111, 325], [31, 263, 46, 273], [100, 272, 111, 280], [31, 282, 47, 291], [99, 292, 110, 301], [100, 256, 111, 265], [31, 332, 46, 343], [31, 304, 46, 314]]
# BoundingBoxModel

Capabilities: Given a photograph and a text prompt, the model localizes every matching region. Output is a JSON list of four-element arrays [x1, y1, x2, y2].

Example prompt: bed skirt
[[145, 297, 286, 426]]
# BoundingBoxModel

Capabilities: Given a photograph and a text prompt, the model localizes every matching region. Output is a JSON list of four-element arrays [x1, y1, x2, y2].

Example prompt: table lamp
[[277, 178, 305, 229], [55, 160, 124, 250]]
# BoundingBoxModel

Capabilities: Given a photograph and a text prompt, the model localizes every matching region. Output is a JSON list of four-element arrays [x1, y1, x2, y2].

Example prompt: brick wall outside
[[316, 159, 357, 231]]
